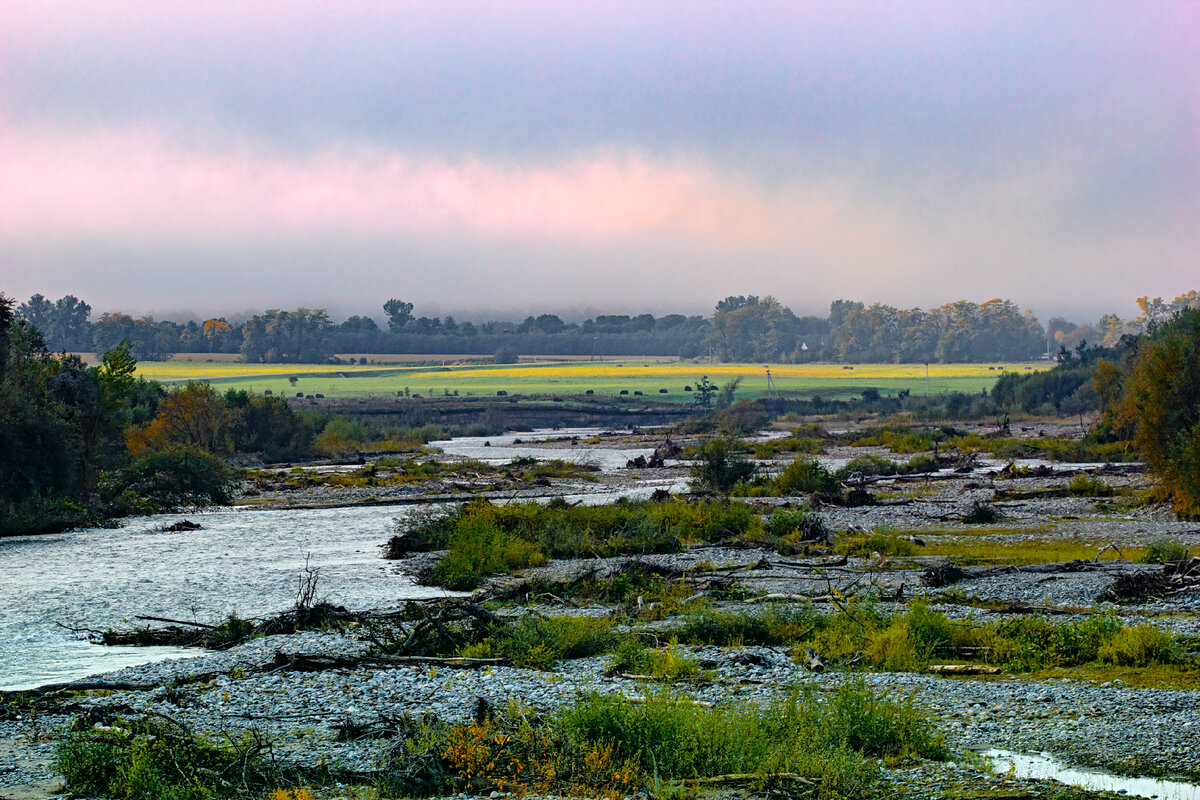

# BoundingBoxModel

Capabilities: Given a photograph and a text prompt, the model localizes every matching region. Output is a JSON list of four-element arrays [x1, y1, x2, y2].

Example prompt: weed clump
[[835, 527, 919, 559], [1067, 474, 1114, 497], [962, 500, 1001, 524], [1140, 537, 1192, 564], [55, 717, 290, 799], [774, 457, 839, 494], [838, 454, 901, 478], [1097, 624, 1178, 666], [762, 507, 831, 544]]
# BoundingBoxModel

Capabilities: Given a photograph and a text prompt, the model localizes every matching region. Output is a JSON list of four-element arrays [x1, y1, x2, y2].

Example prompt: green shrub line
[[370, 597, 1190, 676], [387, 498, 765, 589]]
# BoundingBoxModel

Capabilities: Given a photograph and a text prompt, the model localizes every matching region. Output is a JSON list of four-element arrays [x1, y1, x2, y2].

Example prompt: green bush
[[962, 500, 1000, 524], [753, 435, 822, 458], [837, 455, 900, 478], [762, 507, 829, 542], [902, 454, 939, 473], [1067, 474, 1114, 497], [495, 615, 615, 670], [675, 605, 819, 647], [1140, 537, 1191, 564], [55, 718, 283, 799], [690, 437, 756, 492], [118, 446, 233, 511], [991, 614, 1124, 671], [1097, 624, 1177, 666], [773, 457, 838, 495], [607, 641, 706, 681], [553, 681, 942, 791], [1119, 309, 1200, 518], [835, 528, 918, 558], [430, 514, 546, 590], [851, 428, 936, 454], [403, 499, 762, 588]]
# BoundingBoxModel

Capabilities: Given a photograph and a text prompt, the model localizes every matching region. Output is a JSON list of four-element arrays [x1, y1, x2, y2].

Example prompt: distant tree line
[[13, 289, 1198, 365]]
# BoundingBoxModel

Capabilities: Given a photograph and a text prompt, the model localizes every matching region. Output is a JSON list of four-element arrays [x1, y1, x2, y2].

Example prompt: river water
[[984, 750, 1200, 800], [1, 428, 671, 691], [0, 503, 460, 691]]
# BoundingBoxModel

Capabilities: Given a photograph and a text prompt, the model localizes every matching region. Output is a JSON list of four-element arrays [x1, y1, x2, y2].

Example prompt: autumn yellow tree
[[128, 382, 231, 455]]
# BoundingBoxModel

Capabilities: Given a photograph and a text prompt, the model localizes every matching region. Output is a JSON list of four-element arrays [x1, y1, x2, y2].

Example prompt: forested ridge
[[16, 291, 1195, 365]]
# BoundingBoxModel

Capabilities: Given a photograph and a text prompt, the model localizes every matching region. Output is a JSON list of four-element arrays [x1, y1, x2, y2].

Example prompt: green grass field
[[134, 359, 1047, 402]]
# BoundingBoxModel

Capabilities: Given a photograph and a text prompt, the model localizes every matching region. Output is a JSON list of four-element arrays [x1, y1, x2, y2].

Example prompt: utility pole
[[924, 362, 930, 397], [764, 366, 778, 400]]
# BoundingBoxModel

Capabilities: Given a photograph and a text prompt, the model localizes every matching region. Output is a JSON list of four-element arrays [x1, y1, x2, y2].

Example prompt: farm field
[[134, 359, 1048, 401]]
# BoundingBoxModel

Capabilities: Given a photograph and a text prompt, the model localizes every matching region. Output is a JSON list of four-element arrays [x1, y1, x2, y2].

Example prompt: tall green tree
[[1122, 309, 1200, 518], [383, 298, 414, 331]]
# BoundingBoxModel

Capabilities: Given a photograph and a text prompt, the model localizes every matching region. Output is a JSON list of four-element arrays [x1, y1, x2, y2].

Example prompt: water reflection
[[984, 749, 1200, 800]]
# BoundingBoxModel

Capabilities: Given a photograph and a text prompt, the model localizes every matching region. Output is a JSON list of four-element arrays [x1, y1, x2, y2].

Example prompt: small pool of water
[[984, 749, 1200, 800]]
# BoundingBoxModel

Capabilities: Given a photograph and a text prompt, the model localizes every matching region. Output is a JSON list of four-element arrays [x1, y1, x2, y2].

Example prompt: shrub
[[675, 605, 819, 647], [864, 600, 963, 671], [430, 514, 546, 590], [753, 434, 822, 458], [837, 455, 901, 478], [714, 399, 769, 436], [117, 446, 233, 511], [962, 500, 1000, 524], [404, 499, 762, 588], [903, 454, 939, 473], [1140, 537, 1191, 564], [818, 676, 947, 761], [835, 528, 918, 558], [865, 623, 926, 672], [690, 437, 755, 492], [851, 428, 936, 454], [774, 457, 838, 495], [1122, 309, 1200, 518], [55, 718, 283, 799], [1097, 624, 1177, 666], [991, 614, 1123, 671], [1067, 474, 1114, 497], [607, 641, 706, 681], [762, 507, 829, 543], [495, 615, 615, 670]]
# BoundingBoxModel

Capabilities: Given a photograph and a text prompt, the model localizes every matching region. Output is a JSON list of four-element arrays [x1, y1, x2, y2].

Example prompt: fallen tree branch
[[673, 773, 816, 788], [927, 664, 1001, 676], [134, 615, 218, 629]]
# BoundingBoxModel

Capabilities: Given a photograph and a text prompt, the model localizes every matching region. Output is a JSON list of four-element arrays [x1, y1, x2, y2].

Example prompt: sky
[[1, 1, 1197, 324]]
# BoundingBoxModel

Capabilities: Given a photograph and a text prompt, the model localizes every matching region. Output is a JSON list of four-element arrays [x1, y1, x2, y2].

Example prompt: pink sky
[[2, 2, 1197, 321]]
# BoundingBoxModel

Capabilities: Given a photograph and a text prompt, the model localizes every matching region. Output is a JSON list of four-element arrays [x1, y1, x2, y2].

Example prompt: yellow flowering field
[[135, 358, 1046, 401]]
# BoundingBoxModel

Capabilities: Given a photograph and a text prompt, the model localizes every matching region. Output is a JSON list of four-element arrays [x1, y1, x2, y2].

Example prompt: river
[[1, 428, 676, 691]]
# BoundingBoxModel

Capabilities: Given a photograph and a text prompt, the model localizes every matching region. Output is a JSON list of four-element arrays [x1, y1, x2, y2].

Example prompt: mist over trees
[[11, 289, 1199, 366]]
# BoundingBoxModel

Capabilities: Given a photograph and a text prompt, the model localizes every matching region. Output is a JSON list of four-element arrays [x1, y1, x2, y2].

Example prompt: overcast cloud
[[2, 1, 1197, 322]]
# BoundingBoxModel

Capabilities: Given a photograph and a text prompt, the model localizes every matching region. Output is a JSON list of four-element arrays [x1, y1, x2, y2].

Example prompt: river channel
[[0, 428, 671, 691]]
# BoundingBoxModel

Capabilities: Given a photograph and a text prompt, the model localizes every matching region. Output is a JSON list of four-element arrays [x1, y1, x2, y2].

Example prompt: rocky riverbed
[[4, 427, 1199, 799], [3, 624, 1198, 799]]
